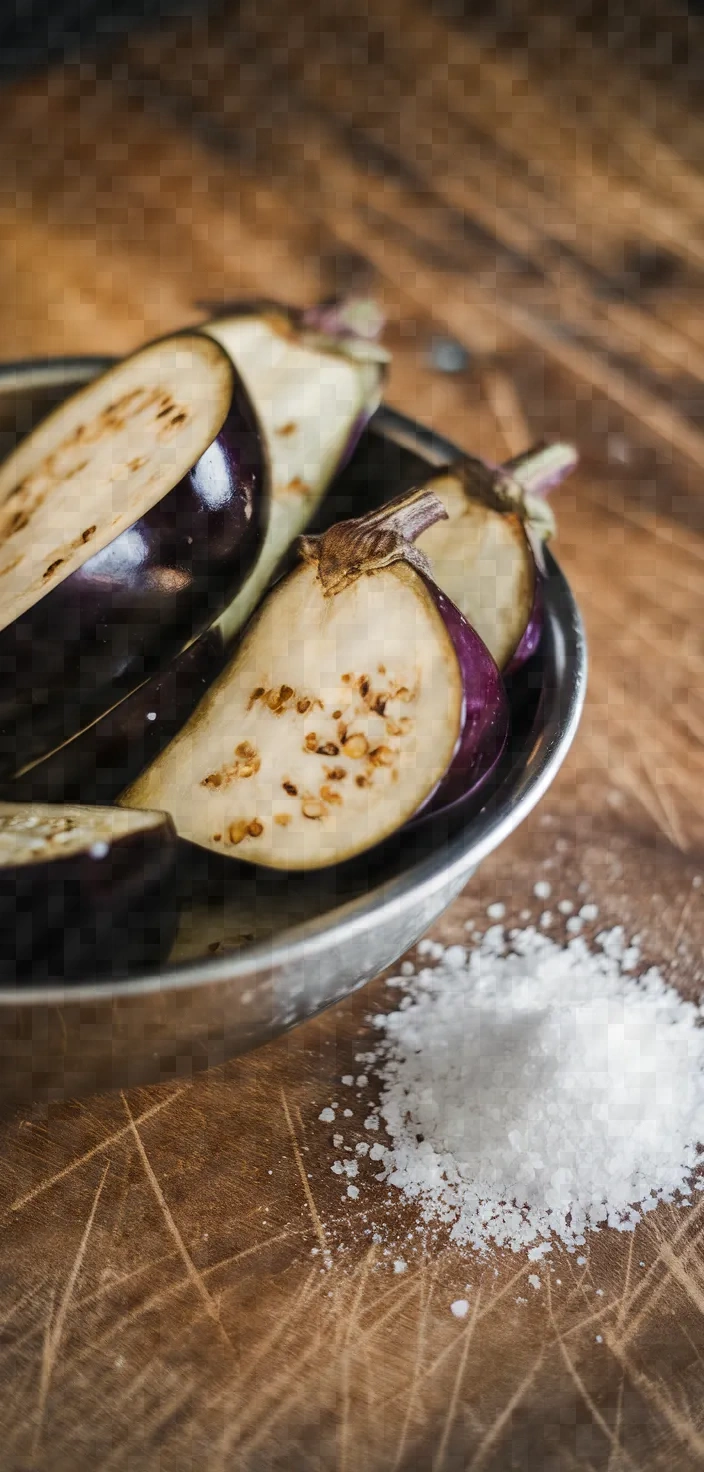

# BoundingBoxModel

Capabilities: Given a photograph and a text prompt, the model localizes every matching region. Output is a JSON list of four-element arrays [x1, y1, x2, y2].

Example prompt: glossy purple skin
[[0, 370, 267, 775], [0, 813, 178, 981], [413, 577, 509, 822], [3, 626, 228, 805], [504, 574, 544, 677]]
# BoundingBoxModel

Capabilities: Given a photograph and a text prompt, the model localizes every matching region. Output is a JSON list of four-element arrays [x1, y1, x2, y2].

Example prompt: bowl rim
[[0, 358, 587, 1006]]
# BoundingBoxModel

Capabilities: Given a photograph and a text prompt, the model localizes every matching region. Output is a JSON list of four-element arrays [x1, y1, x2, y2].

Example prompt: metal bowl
[[0, 358, 587, 1113]]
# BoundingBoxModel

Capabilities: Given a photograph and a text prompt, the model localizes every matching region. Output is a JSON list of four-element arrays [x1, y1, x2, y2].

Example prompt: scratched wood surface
[[0, 1, 703, 1466]]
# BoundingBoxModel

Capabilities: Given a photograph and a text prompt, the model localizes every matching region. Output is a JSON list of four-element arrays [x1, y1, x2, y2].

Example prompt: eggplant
[[416, 442, 577, 672], [4, 627, 228, 805], [0, 331, 268, 774], [122, 489, 508, 871], [0, 801, 178, 980], [200, 298, 388, 643]]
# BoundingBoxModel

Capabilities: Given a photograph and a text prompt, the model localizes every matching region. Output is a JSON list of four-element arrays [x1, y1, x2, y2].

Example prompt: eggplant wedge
[[0, 802, 178, 980], [123, 489, 508, 870], [0, 332, 267, 772], [416, 442, 577, 672], [201, 299, 388, 642], [4, 627, 228, 805]]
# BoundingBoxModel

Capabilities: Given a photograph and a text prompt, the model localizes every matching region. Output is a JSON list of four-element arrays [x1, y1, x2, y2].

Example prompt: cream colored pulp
[[125, 562, 462, 869]]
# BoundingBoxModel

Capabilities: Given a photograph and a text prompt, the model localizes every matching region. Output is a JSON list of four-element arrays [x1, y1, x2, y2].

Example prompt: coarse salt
[[369, 925, 704, 1255], [450, 1298, 469, 1318]]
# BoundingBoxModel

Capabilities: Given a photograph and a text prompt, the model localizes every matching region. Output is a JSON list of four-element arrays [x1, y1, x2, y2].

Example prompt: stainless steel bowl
[[0, 358, 587, 1112]]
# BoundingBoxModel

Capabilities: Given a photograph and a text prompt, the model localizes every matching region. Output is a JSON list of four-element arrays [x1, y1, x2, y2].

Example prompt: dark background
[[1, 0, 703, 82]]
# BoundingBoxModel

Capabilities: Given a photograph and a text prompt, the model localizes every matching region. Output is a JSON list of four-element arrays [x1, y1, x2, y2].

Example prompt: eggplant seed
[[342, 733, 368, 759]]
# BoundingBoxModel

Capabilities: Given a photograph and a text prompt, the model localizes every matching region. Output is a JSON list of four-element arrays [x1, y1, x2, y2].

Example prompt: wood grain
[[0, 2, 702, 1466]]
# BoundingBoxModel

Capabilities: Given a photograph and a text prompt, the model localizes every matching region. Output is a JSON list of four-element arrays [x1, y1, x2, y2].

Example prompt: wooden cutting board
[[0, 2, 703, 1465]]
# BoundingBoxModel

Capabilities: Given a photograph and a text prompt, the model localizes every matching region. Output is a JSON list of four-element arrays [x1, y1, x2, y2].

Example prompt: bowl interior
[[0, 361, 585, 993]]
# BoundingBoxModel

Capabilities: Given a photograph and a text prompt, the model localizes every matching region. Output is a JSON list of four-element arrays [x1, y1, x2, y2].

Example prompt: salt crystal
[[534, 880, 552, 900], [370, 1143, 387, 1162], [356, 1142, 370, 1156], [444, 946, 467, 969], [580, 904, 599, 922], [393, 1259, 407, 1274], [540, 912, 553, 928], [356, 1075, 368, 1087], [528, 1275, 541, 1291], [596, 1334, 603, 1343], [369, 926, 704, 1255], [577, 1256, 587, 1266], [557, 900, 574, 915], [341, 1075, 354, 1086], [450, 1298, 469, 1318], [401, 961, 415, 977], [566, 916, 583, 935], [520, 910, 532, 921], [343, 1109, 353, 1118], [333, 1134, 344, 1148], [347, 1185, 359, 1199], [318, 1108, 335, 1123], [487, 903, 506, 921]]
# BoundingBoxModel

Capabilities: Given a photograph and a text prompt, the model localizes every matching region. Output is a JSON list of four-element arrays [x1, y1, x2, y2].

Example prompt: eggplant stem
[[299, 486, 448, 597], [503, 441, 578, 498]]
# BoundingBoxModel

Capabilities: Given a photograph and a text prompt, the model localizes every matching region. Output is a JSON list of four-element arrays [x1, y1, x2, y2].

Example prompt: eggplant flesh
[[202, 304, 386, 643], [0, 802, 178, 980], [0, 333, 267, 772], [123, 558, 465, 871], [417, 470, 536, 672]]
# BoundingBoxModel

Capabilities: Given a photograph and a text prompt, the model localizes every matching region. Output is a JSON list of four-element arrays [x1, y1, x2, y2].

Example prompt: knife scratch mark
[[8, 1086, 188, 1215], [604, 1331, 704, 1461], [433, 1283, 483, 1472], [466, 1346, 545, 1471], [392, 1258, 438, 1469], [546, 1275, 639, 1471], [32, 1163, 109, 1458], [339, 1247, 376, 1472], [121, 1092, 234, 1355], [280, 1086, 329, 1261]]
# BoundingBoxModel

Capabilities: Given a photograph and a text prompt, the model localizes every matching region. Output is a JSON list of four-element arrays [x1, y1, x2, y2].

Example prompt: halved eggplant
[[0, 801, 178, 980], [0, 332, 268, 773], [4, 627, 228, 805], [122, 489, 508, 871], [201, 299, 388, 643], [416, 442, 577, 672]]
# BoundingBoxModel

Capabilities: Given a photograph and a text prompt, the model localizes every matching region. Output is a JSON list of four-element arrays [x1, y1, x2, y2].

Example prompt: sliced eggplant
[[3, 627, 228, 805], [0, 332, 267, 773], [416, 442, 577, 672], [201, 299, 388, 643], [123, 489, 508, 871], [0, 802, 178, 980]]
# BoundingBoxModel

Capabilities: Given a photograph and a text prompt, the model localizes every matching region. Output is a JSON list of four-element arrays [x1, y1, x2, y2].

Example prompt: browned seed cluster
[[2, 383, 189, 565], [226, 819, 264, 845], [201, 742, 261, 789], [275, 421, 297, 437], [248, 685, 322, 717]]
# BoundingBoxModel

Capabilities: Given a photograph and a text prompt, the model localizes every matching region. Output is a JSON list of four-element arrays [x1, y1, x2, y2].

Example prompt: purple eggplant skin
[[503, 576, 544, 677], [412, 578, 509, 822], [0, 366, 268, 778], [3, 627, 228, 806], [0, 812, 179, 982]]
